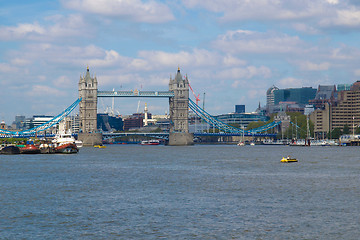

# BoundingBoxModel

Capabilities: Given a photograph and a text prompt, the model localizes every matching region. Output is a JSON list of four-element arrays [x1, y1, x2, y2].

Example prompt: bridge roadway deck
[[1, 132, 276, 139], [97, 90, 174, 98], [103, 132, 277, 139]]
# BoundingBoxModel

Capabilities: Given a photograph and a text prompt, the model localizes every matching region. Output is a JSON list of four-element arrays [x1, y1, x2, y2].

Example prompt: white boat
[[53, 131, 82, 148], [141, 140, 160, 145], [53, 120, 83, 149]]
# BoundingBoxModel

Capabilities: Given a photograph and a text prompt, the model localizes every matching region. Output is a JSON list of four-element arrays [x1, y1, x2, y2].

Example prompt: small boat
[[141, 140, 160, 145], [94, 145, 106, 148], [20, 144, 41, 154], [237, 142, 245, 146], [0, 145, 20, 154], [281, 156, 298, 163]]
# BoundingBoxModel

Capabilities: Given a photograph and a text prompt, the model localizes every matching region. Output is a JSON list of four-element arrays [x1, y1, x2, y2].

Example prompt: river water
[[1, 144, 359, 239]]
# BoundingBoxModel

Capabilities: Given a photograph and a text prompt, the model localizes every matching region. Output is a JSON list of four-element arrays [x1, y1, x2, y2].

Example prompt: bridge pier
[[168, 132, 194, 146], [78, 132, 103, 146]]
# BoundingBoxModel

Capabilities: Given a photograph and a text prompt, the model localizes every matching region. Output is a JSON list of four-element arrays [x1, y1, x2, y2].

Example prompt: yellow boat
[[281, 156, 298, 163], [94, 145, 106, 149]]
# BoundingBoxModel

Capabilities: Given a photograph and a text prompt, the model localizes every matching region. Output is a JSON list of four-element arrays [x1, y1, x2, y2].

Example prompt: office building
[[310, 81, 360, 138], [274, 87, 317, 105], [235, 105, 245, 113]]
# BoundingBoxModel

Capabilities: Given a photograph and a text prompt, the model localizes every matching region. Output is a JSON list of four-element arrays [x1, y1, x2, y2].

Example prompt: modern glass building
[[235, 105, 245, 113], [97, 113, 123, 132], [337, 84, 352, 91], [274, 87, 317, 105]]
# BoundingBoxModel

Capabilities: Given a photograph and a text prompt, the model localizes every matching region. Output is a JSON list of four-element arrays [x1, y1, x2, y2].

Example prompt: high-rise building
[[309, 85, 337, 109], [337, 84, 352, 91], [235, 105, 245, 113], [266, 85, 279, 107], [97, 113, 123, 132], [12, 115, 25, 130], [274, 87, 317, 105], [310, 81, 360, 138]]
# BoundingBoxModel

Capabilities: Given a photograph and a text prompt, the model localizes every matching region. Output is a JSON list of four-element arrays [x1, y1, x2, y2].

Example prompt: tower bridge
[[78, 67, 193, 146], [0, 67, 282, 143]]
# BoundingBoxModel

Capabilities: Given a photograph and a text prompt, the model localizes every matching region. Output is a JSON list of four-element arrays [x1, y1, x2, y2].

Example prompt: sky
[[1, 0, 360, 124]]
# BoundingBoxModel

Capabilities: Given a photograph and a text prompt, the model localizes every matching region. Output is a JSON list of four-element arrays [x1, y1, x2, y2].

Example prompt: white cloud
[[320, 8, 360, 27], [0, 22, 45, 40], [183, 0, 324, 21], [278, 77, 303, 88], [28, 85, 65, 97], [183, 0, 360, 30], [292, 23, 319, 34], [62, 0, 174, 23], [0, 63, 19, 73], [298, 61, 331, 71], [215, 66, 272, 81], [354, 69, 360, 76], [53, 76, 73, 88], [213, 30, 305, 54], [0, 14, 91, 42]]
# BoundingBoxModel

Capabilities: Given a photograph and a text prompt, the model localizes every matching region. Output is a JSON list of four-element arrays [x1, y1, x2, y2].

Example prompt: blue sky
[[1, 0, 360, 124]]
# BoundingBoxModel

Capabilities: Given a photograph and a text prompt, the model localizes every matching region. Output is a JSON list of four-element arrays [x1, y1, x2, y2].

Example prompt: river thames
[[1, 144, 359, 239]]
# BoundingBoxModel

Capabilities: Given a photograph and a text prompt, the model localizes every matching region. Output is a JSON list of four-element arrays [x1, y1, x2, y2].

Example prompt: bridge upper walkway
[[97, 90, 174, 98]]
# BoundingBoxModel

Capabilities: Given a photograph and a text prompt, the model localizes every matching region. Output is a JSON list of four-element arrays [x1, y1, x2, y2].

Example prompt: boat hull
[[281, 158, 298, 163], [55, 143, 78, 154], [20, 145, 41, 154], [1, 145, 20, 155]]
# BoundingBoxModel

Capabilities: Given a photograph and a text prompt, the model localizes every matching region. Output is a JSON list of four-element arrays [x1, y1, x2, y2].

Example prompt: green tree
[[343, 124, 350, 134], [246, 121, 266, 130], [355, 127, 360, 134], [330, 128, 342, 139]]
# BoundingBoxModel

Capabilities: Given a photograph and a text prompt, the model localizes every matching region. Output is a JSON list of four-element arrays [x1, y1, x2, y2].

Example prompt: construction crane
[[188, 82, 200, 105]]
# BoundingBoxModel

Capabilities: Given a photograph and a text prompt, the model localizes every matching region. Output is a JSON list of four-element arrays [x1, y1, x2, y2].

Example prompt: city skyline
[[1, 0, 360, 124]]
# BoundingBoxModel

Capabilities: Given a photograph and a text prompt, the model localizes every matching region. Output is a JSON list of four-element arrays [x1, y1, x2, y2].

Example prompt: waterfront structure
[[215, 112, 269, 129], [310, 81, 360, 138]]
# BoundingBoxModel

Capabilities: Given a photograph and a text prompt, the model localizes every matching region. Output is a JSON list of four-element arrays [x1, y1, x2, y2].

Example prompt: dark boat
[[19, 144, 41, 154], [1, 145, 20, 154], [54, 143, 78, 154]]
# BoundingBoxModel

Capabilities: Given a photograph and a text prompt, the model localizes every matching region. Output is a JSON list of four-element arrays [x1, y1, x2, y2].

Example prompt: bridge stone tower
[[78, 67, 102, 146], [168, 68, 194, 145]]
